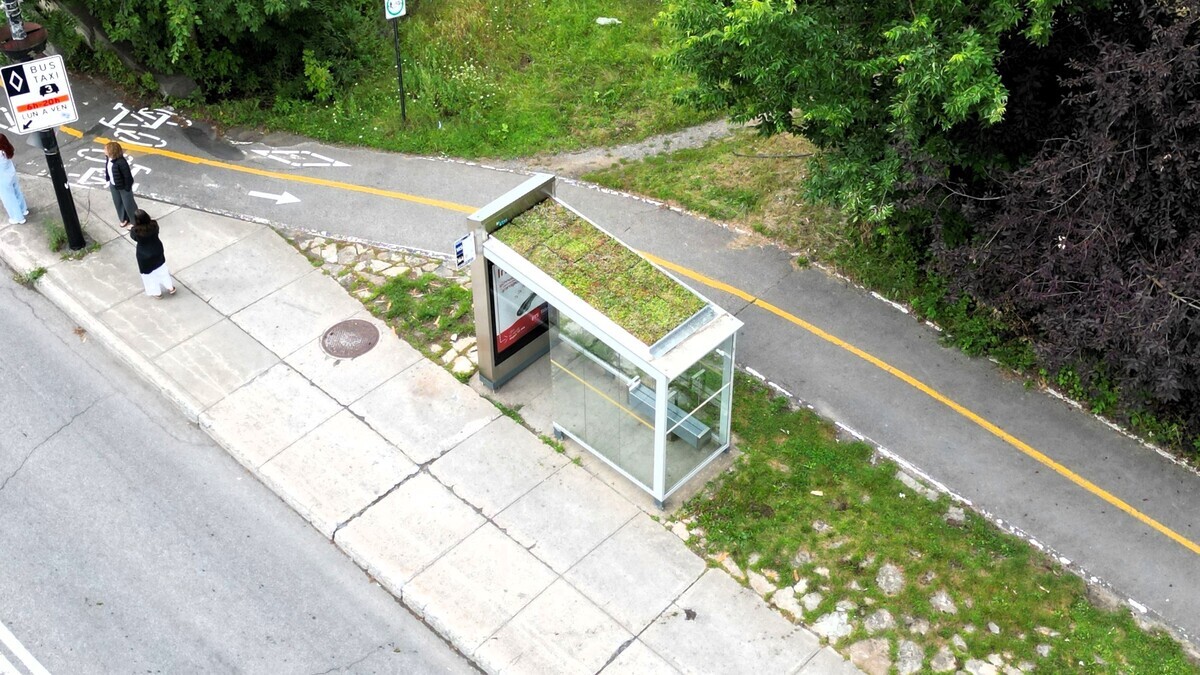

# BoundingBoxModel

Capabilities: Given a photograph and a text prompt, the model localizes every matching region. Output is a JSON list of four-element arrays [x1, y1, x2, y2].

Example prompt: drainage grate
[[321, 319, 380, 358]]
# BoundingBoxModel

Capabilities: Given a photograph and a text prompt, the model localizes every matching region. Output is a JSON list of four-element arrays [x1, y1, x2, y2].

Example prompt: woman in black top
[[129, 209, 176, 298], [104, 141, 138, 228]]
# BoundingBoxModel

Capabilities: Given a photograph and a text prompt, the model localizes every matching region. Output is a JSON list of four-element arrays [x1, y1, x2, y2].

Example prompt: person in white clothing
[[0, 133, 28, 225]]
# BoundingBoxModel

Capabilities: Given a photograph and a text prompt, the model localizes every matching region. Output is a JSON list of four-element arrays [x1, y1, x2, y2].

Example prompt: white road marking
[[0, 619, 50, 675], [250, 149, 350, 168], [247, 190, 300, 205]]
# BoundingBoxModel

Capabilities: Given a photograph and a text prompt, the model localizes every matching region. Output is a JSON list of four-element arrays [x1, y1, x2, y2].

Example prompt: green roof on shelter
[[494, 200, 706, 345]]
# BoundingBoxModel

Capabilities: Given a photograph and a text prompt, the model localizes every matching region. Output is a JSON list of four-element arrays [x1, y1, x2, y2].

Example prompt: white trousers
[[141, 263, 175, 297]]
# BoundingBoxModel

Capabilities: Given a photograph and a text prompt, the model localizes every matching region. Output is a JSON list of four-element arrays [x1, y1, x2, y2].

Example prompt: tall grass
[[203, 1, 712, 157]]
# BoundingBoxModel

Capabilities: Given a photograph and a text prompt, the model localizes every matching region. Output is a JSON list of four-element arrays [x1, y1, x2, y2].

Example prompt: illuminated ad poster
[[492, 264, 548, 355]]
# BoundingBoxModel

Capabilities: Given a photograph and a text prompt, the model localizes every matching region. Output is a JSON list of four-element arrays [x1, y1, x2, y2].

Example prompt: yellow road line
[[59, 125, 83, 138], [59, 124, 1198, 556], [550, 358, 654, 430], [86, 135, 476, 213], [642, 251, 1200, 558]]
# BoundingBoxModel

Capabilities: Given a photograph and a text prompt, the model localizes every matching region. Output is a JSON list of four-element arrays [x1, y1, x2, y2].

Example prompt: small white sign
[[454, 232, 476, 270], [385, 0, 406, 19], [0, 55, 78, 134]]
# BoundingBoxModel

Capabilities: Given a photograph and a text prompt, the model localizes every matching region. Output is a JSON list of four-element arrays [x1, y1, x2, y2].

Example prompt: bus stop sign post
[[386, 0, 407, 121], [0, 1, 84, 251]]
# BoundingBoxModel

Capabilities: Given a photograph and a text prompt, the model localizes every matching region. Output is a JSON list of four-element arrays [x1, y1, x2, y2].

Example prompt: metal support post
[[391, 18, 406, 122]]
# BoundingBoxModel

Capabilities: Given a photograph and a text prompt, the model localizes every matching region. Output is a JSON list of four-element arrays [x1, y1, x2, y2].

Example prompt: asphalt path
[[0, 266, 472, 673], [16, 73, 1200, 645]]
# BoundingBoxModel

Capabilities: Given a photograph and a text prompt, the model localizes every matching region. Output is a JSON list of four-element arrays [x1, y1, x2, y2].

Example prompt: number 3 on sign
[[385, 0, 405, 19]]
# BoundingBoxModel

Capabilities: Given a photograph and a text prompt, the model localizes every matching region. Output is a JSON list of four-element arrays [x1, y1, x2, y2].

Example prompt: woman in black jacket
[[129, 210, 176, 298], [104, 141, 138, 228]]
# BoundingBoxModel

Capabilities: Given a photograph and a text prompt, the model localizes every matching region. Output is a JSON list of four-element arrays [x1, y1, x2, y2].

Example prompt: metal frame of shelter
[[469, 174, 743, 506]]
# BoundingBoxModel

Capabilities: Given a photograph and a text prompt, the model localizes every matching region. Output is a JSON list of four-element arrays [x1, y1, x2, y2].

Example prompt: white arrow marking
[[248, 190, 300, 205]]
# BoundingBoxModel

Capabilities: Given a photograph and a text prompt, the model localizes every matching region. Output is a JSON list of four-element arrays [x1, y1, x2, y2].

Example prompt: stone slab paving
[[474, 578, 632, 675], [403, 523, 559, 653], [429, 416, 569, 517], [200, 363, 342, 469], [601, 639, 682, 674], [175, 226, 313, 314], [153, 319, 279, 409], [494, 465, 639, 574], [335, 472, 486, 593], [284, 311, 423, 406], [259, 409, 417, 537], [641, 569, 822, 674], [229, 270, 363, 358], [351, 359, 502, 464], [564, 514, 707, 633], [99, 286, 224, 358], [0, 185, 859, 674]]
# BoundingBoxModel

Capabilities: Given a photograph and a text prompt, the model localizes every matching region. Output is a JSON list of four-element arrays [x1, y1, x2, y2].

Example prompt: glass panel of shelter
[[549, 311, 657, 491], [664, 336, 733, 494]]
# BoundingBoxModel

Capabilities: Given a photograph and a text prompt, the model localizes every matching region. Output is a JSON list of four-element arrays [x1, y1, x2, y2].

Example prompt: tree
[[659, 0, 1073, 224], [940, 0, 1200, 415], [65, 0, 379, 98]]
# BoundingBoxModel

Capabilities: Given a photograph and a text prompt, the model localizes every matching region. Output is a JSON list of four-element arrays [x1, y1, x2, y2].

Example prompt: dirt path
[[491, 119, 736, 177]]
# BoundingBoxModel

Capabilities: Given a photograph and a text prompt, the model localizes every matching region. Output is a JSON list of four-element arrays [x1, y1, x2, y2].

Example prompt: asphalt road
[[12, 73, 1200, 645], [0, 267, 473, 673]]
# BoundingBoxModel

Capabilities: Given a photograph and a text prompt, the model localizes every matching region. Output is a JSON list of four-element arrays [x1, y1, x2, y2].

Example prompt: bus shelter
[[468, 174, 742, 506]]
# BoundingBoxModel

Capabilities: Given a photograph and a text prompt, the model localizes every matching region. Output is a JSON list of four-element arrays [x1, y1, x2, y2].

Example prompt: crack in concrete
[[307, 645, 379, 675], [0, 393, 110, 494]]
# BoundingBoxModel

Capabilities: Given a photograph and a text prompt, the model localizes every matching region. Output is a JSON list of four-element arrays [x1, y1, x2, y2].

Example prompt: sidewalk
[[0, 177, 859, 675]]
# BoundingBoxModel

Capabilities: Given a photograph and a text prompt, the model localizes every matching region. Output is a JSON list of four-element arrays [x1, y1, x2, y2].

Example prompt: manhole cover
[[321, 319, 380, 358]]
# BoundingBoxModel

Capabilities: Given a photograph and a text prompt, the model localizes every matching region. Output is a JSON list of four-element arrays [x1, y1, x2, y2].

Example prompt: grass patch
[[61, 242, 102, 261], [495, 200, 705, 345], [584, 129, 843, 256], [12, 266, 46, 287], [200, 1, 711, 158], [373, 271, 473, 348], [679, 374, 1196, 673], [43, 221, 68, 252]]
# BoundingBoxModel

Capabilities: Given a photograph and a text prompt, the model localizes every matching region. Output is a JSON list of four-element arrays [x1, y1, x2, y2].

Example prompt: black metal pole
[[39, 129, 82, 249], [2, 1, 83, 250], [391, 18, 406, 122]]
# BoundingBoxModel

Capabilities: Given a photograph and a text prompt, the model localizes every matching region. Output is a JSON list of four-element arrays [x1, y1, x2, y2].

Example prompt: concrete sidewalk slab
[[565, 514, 706, 633], [48, 242, 141, 313], [156, 206, 258, 271], [153, 319, 279, 409], [260, 409, 417, 537], [176, 226, 313, 314], [229, 270, 362, 358], [641, 569, 821, 674], [602, 639, 681, 673], [474, 578, 632, 675], [201, 363, 341, 469], [284, 312, 423, 406], [404, 523, 558, 654], [429, 416, 569, 517], [100, 286, 223, 358], [335, 472, 486, 593], [494, 467, 639, 574], [352, 359, 501, 464]]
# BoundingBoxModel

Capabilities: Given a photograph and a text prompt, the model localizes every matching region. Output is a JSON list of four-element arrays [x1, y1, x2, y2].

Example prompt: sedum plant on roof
[[495, 200, 705, 345]]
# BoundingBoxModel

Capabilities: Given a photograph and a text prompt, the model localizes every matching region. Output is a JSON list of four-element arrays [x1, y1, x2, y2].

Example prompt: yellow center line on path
[[59, 123, 1197, 556], [77, 133, 476, 213], [642, 251, 1200, 558]]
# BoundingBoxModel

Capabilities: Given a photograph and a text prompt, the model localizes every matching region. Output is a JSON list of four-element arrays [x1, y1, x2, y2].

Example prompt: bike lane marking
[[0, 619, 51, 675]]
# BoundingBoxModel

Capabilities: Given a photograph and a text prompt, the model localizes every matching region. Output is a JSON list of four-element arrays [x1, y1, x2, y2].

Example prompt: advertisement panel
[[491, 263, 548, 360]]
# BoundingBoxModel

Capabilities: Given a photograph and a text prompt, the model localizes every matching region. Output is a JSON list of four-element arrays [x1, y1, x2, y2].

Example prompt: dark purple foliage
[[941, 0, 1200, 416]]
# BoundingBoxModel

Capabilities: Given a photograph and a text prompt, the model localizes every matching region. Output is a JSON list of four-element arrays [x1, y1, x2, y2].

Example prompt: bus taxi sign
[[0, 55, 78, 134]]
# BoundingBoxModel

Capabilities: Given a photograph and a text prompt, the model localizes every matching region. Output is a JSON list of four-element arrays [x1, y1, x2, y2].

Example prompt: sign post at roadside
[[0, 2, 85, 251], [385, 0, 407, 122]]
